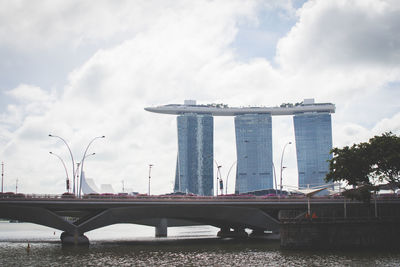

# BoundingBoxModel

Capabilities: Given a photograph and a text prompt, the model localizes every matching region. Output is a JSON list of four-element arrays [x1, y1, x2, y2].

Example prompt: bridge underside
[[0, 204, 279, 244]]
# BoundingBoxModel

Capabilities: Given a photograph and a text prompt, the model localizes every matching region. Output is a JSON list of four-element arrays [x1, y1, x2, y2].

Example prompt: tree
[[369, 132, 400, 188], [325, 142, 373, 187], [325, 132, 400, 199]]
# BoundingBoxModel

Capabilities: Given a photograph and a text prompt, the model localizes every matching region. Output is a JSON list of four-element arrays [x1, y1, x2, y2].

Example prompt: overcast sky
[[0, 0, 399, 195]]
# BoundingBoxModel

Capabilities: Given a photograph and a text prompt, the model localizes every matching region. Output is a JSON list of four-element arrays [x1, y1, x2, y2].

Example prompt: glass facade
[[234, 114, 273, 194], [174, 113, 214, 196], [293, 112, 333, 188]]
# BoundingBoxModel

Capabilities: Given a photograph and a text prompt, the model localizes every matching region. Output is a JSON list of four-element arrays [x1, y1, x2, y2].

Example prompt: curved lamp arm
[[49, 134, 75, 194], [78, 136, 105, 198], [280, 141, 292, 195], [225, 161, 237, 195], [49, 151, 70, 192]]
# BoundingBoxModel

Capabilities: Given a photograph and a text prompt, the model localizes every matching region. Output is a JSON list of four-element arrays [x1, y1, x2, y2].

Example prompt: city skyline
[[0, 1, 399, 194], [146, 98, 334, 194]]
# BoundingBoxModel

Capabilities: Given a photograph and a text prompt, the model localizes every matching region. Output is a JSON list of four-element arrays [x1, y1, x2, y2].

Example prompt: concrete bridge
[[1, 195, 400, 245]]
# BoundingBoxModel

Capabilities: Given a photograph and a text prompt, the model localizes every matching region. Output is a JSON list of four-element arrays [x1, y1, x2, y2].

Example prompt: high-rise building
[[174, 113, 214, 196], [234, 114, 273, 194], [293, 112, 333, 188], [145, 98, 335, 194]]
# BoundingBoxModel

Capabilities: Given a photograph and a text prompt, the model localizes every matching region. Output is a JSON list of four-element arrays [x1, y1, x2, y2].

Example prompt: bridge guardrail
[[1, 193, 400, 202]]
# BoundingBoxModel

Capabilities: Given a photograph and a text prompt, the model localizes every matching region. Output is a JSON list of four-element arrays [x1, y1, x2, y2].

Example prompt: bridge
[[1, 195, 400, 245]]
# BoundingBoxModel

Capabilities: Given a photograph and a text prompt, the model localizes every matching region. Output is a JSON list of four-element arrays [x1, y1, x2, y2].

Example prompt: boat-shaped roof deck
[[145, 101, 335, 116]]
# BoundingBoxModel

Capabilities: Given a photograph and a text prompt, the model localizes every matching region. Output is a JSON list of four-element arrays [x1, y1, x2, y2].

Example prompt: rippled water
[[1, 222, 400, 266]]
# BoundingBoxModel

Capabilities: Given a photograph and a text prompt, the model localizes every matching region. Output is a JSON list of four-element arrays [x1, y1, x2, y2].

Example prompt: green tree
[[326, 142, 373, 186], [325, 132, 400, 200], [369, 132, 400, 188]]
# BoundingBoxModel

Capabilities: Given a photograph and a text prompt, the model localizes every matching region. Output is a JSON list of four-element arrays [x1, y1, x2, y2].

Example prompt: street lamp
[[78, 136, 105, 198], [214, 160, 222, 196], [75, 162, 80, 195], [1, 162, 4, 193], [216, 165, 222, 196], [75, 152, 95, 195], [272, 162, 277, 195], [49, 152, 70, 193], [280, 141, 292, 196], [148, 164, 154, 195], [177, 151, 181, 192], [225, 161, 237, 195], [49, 134, 76, 195]]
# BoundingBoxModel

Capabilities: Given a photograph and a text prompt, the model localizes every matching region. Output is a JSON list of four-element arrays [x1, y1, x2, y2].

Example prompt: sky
[[0, 0, 399, 195]]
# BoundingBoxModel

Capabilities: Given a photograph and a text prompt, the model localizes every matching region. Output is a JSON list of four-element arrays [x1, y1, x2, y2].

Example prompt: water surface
[[1, 222, 399, 266]]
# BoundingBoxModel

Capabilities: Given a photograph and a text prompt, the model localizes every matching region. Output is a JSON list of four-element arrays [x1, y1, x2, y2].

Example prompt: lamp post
[[177, 151, 181, 192], [280, 141, 292, 196], [216, 165, 222, 196], [1, 162, 4, 193], [148, 164, 153, 196], [225, 161, 237, 195], [75, 152, 95, 195], [214, 160, 222, 196], [49, 134, 76, 195], [75, 162, 80, 195], [49, 152, 70, 193], [78, 136, 105, 198], [272, 162, 277, 195]]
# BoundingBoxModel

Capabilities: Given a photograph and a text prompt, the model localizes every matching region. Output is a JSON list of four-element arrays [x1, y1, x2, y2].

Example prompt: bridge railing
[[1, 192, 400, 201], [281, 216, 400, 223], [0, 193, 63, 199]]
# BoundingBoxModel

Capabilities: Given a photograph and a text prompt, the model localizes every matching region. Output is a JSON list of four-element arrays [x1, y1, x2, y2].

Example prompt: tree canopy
[[369, 132, 400, 187], [326, 132, 400, 192]]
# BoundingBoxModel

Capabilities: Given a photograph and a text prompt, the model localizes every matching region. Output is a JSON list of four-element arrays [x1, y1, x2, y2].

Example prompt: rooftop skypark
[[144, 99, 335, 116]]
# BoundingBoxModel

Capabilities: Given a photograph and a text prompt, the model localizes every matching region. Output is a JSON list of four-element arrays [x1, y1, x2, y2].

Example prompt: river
[[1, 221, 400, 266]]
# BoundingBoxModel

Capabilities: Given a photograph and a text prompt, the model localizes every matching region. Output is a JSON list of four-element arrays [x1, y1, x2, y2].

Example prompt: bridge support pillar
[[155, 218, 168, 237], [217, 227, 248, 239], [60, 231, 89, 246], [249, 229, 265, 237], [217, 227, 230, 238], [234, 228, 248, 238], [249, 229, 280, 240]]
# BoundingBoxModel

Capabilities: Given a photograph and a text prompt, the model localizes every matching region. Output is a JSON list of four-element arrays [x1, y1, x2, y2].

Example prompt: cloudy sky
[[0, 0, 399, 195]]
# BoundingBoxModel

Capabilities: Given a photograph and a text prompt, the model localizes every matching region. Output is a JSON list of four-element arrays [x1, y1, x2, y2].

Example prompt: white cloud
[[0, 0, 256, 51], [0, 0, 155, 50], [1, 84, 55, 134], [0, 0, 399, 195], [0, 0, 261, 194], [6, 84, 53, 103], [276, 0, 400, 70], [372, 112, 400, 135]]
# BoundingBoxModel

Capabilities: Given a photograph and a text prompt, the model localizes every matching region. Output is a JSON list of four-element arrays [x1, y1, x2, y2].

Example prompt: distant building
[[145, 98, 335, 194], [234, 114, 273, 194], [174, 113, 214, 196], [81, 172, 101, 194], [294, 106, 333, 188], [100, 184, 115, 194]]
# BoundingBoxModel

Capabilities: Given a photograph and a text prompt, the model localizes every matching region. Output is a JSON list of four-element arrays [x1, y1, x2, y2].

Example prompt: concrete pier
[[155, 218, 168, 237], [60, 231, 89, 246], [249, 229, 280, 240], [217, 227, 248, 238]]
